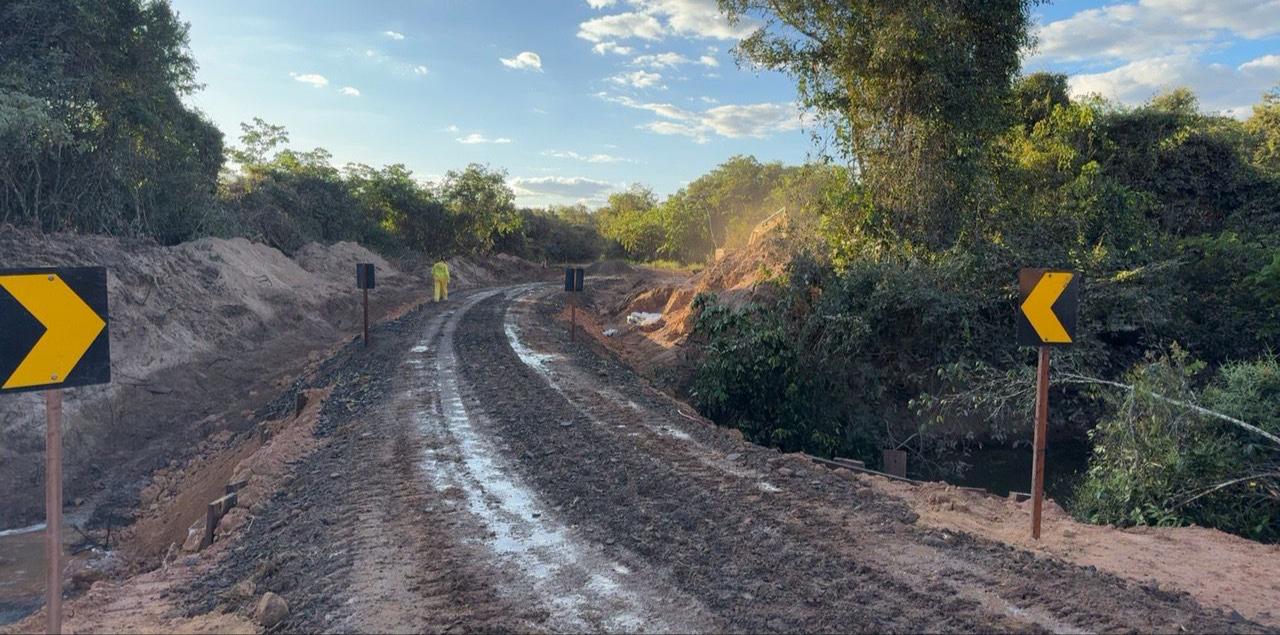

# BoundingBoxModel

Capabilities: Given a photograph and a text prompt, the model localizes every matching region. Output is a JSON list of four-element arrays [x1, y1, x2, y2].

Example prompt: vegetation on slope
[[3, 0, 1276, 540]]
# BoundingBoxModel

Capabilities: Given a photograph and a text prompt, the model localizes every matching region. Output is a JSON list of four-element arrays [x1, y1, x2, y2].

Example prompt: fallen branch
[[1175, 472, 1280, 508], [1058, 373, 1280, 448]]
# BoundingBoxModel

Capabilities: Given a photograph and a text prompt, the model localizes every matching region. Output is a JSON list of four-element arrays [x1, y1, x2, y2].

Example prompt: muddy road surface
[[184, 283, 1264, 633]]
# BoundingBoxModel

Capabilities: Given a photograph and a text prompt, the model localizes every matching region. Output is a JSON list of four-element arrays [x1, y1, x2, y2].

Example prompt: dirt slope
[[0, 230, 534, 530], [54, 280, 1257, 634]]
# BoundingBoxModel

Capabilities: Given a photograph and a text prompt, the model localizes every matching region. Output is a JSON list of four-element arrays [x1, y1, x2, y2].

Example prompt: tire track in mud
[[181, 291, 531, 633], [417, 285, 717, 633], [452, 284, 1266, 634]]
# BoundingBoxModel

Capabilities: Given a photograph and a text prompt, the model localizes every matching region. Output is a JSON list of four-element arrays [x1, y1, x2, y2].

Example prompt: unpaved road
[[183, 282, 1265, 633]]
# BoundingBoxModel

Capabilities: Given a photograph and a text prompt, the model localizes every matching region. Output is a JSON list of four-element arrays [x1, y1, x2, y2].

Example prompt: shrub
[[1073, 348, 1279, 541]]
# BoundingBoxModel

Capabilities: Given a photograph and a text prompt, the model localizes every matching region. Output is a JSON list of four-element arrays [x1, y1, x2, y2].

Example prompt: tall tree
[[721, 0, 1041, 247], [0, 0, 223, 242], [438, 164, 522, 254], [1248, 86, 1280, 176]]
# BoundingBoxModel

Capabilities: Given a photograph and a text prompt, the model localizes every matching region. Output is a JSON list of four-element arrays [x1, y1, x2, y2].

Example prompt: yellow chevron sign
[[1017, 269, 1080, 346], [0, 267, 110, 393]]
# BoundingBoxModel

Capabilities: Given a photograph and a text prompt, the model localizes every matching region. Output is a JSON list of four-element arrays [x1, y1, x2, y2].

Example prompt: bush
[[1074, 348, 1279, 541], [690, 293, 853, 458]]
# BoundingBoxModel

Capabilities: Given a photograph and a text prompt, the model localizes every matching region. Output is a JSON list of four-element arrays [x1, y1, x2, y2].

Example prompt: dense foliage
[[6, 0, 1279, 542], [692, 0, 1280, 541], [0, 1, 536, 259], [1, 0, 222, 243], [1075, 349, 1279, 541], [723, 0, 1042, 248]]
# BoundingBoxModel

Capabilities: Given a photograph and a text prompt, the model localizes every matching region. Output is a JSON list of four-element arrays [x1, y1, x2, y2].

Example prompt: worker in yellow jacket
[[432, 260, 450, 302]]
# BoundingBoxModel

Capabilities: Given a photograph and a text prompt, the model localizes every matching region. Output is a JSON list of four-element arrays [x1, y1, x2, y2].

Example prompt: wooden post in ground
[[363, 287, 369, 348], [45, 389, 63, 635], [1030, 346, 1050, 540]]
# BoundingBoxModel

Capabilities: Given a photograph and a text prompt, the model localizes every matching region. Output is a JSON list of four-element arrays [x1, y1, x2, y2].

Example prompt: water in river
[[944, 438, 1092, 504], [0, 515, 92, 627]]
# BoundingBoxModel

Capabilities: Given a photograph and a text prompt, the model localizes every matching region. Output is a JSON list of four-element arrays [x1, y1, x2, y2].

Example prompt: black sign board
[[356, 263, 376, 290], [574, 267, 585, 292], [0, 267, 111, 394], [564, 267, 575, 292]]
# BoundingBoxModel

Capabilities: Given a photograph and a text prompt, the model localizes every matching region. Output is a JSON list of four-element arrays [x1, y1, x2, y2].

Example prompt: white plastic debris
[[626, 312, 662, 326]]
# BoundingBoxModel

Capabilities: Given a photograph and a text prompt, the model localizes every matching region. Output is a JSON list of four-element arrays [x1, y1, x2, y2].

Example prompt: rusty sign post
[[0, 267, 111, 635], [357, 263, 375, 348], [1016, 269, 1080, 540]]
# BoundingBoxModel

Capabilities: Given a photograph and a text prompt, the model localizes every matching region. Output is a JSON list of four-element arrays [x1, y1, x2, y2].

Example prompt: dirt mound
[[607, 211, 794, 348], [0, 232, 537, 530], [293, 241, 396, 284]]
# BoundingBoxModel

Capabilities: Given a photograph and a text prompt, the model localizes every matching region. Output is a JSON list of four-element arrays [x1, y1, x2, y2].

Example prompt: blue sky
[[169, 0, 1280, 208]]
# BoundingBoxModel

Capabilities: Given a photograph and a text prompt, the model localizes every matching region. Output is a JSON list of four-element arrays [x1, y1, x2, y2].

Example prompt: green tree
[[597, 185, 664, 260], [722, 0, 1041, 247], [0, 0, 223, 242], [438, 163, 522, 254], [1247, 86, 1280, 176], [1011, 72, 1071, 129]]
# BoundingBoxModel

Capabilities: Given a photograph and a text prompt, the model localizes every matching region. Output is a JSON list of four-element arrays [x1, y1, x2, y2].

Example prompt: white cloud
[[699, 54, 719, 67], [598, 92, 803, 143], [1028, 2, 1280, 121], [578, 12, 665, 42], [340, 86, 361, 96], [543, 150, 631, 163], [414, 65, 430, 76], [1033, 0, 1280, 64], [642, 0, 758, 40], [1070, 53, 1280, 118], [291, 73, 329, 87], [631, 52, 691, 68], [511, 175, 620, 205], [1241, 54, 1280, 74], [445, 124, 460, 133], [500, 51, 543, 72], [610, 69, 664, 88], [587, 0, 618, 7], [383, 30, 405, 40], [578, 0, 758, 46], [593, 41, 634, 55], [699, 96, 718, 104], [457, 133, 513, 144]]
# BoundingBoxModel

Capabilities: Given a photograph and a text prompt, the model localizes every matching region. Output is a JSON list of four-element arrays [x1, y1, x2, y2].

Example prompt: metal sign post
[[0, 267, 111, 635], [563, 267, 585, 341], [356, 263, 376, 347], [1030, 346, 1050, 539], [45, 389, 62, 635], [1015, 268, 1080, 540]]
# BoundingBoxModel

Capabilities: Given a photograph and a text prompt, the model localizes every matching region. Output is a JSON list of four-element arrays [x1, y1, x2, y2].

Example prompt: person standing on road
[[433, 260, 450, 302]]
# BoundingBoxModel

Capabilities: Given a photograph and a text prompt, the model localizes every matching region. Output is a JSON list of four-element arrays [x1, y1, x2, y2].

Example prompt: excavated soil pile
[[574, 212, 796, 388], [614, 211, 792, 345], [0, 231, 428, 529]]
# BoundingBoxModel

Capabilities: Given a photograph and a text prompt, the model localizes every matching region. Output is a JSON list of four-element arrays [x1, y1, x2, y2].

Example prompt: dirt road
[[181, 282, 1264, 633]]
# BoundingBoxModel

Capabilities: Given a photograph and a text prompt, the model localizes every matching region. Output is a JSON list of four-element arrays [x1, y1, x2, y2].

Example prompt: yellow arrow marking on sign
[[0, 274, 106, 389], [1020, 272, 1073, 344]]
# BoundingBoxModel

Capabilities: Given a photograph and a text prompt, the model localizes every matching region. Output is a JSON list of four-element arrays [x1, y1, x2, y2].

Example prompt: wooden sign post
[[1016, 269, 1080, 540], [0, 267, 112, 635]]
